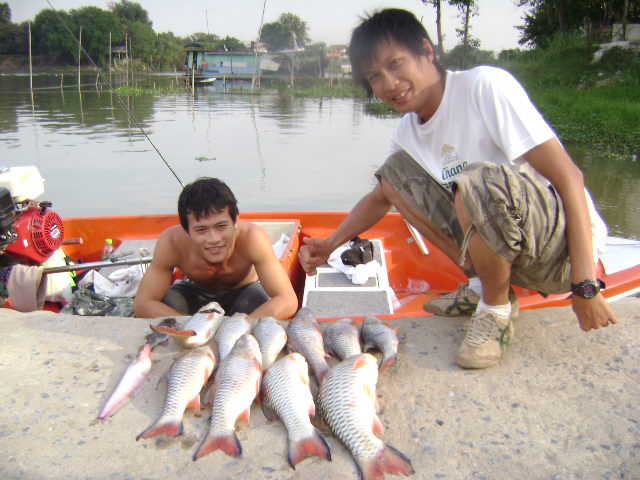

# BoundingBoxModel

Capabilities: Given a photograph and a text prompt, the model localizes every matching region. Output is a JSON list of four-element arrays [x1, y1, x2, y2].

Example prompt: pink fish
[[91, 343, 153, 425]]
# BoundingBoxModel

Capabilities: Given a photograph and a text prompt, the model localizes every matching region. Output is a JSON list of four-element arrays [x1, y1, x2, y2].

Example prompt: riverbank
[[0, 297, 638, 479]]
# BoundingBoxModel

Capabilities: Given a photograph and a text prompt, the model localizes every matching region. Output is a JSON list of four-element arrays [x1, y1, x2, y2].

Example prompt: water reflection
[[0, 73, 638, 240]]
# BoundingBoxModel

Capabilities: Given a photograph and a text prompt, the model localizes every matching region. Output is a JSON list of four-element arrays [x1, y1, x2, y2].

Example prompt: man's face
[[187, 207, 236, 264], [364, 38, 441, 120]]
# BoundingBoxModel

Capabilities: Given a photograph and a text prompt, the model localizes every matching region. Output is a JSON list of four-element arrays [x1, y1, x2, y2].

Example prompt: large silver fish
[[287, 307, 329, 384], [136, 346, 216, 440], [214, 312, 252, 361], [323, 318, 362, 360], [91, 343, 153, 425], [261, 352, 331, 468], [193, 334, 262, 460], [253, 316, 287, 371], [318, 353, 413, 480], [150, 301, 224, 349], [362, 316, 400, 373]]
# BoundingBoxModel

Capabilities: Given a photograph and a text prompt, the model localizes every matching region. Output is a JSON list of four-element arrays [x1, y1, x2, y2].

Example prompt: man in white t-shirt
[[299, 8, 617, 369]]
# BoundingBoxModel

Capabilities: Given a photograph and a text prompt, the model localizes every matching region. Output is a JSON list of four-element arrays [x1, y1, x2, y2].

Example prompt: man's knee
[[161, 288, 190, 315]]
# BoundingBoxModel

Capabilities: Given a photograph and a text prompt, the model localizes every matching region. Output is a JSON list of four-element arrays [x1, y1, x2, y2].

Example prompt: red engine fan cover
[[5, 205, 65, 265]]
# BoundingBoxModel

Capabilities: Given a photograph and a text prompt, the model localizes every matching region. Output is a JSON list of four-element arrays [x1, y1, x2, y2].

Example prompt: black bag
[[340, 237, 374, 266]]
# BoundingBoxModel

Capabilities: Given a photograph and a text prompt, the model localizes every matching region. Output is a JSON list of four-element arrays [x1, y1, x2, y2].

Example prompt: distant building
[[326, 44, 347, 58]]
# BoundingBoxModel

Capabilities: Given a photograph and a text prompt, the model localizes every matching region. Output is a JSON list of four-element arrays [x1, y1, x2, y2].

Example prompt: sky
[[8, 0, 528, 53]]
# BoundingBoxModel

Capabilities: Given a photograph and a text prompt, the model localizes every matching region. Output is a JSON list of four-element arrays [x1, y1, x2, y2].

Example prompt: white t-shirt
[[386, 66, 607, 258]]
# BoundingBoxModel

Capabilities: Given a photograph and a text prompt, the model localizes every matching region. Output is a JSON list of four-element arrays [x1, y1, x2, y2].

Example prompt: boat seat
[[301, 239, 394, 318]]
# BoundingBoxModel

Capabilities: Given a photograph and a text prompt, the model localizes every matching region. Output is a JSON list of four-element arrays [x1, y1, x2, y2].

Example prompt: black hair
[[349, 8, 445, 98], [177, 177, 239, 231]]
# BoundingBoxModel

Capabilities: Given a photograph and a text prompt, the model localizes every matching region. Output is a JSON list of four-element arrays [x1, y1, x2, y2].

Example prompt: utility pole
[[78, 25, 82, 87]]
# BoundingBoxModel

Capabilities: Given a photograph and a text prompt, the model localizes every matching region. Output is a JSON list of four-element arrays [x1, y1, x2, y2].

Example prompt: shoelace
[[464, 310, 508, 347]]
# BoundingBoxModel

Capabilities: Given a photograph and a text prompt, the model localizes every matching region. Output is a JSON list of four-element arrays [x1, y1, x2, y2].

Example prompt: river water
[[1, 73, 638, 240]]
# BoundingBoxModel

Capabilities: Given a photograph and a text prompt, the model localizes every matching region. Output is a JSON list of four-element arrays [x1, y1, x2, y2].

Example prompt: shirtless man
[[134, 177, 298, 319]]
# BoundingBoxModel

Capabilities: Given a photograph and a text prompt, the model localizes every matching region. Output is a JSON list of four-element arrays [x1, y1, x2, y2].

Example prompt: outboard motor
[[0, 166, 65, 266]]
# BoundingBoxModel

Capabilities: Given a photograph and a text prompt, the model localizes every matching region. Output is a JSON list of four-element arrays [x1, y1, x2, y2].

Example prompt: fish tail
[[356, 444, 414, 480], [287, 429, 332, 468], [379, 353, 397, 373], [193, 431, 242, 460], [136, 417, 183, 440], [150, 324, 197, 338]]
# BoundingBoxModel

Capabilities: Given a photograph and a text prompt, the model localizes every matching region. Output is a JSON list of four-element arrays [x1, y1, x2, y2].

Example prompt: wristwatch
[[570, 279, 606, 299]]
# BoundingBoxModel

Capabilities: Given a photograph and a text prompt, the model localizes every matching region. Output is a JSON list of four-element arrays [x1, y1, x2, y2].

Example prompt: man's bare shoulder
[[155, 225, 190, 266]]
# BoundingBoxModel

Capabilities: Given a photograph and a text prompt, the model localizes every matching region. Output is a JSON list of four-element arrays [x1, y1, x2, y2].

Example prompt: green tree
[[32, 9, 78, 62], [154, 31, 186, 70], [449, 0, 479, 68], [111, 0, 152, 27], [422, 0, 446, 61], [70, 6, 122, 65], [260, 13, 308, 51], [0, 2, 10, 25]]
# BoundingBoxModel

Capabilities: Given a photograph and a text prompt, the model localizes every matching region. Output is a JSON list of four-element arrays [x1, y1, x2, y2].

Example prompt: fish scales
[[362, 316, 399, 373], [261, 353, 331, 467], [253, 316, 287, 371], [193, 334, 262, 460], [136, 346, 216, 440], [323, 318, 362, 360], [150, 301, 224, 349], [215, 313, 252, 361], [287, 307, 329, 383], [319, 353, 413, 479]]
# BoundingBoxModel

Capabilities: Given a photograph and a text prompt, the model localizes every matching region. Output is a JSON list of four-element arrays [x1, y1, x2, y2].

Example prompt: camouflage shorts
[[376, 150, 571, 295]]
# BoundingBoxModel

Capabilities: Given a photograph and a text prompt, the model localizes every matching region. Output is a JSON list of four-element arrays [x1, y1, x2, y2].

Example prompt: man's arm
[[299, 183, 392, 275], [246, 225, 298, 320], [523, 138, 617, 331], [133, 233, 183, 318]]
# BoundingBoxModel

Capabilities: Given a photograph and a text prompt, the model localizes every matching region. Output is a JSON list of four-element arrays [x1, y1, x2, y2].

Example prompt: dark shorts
[[162, 280, 270, 316], [376, 150, 571, 295]]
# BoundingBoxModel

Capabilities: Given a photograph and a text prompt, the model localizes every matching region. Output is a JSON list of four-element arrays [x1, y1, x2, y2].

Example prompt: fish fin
[[136, 418, 183, 440], [308, 400, 316, 418], [372, 413, 384, 435], [356, 444, 414, 480], [353, 355, 370, 370], [238, 407, 251, 425], [287, 429, 332, 468], [379, 354, 397, 374], [363, 381, 376, 403], [150, 325, 197, 338], [155, 371, 169, 390], [187, 393, 202, 416], [261, 402, 276, 421], [193, 431, 242, 460]]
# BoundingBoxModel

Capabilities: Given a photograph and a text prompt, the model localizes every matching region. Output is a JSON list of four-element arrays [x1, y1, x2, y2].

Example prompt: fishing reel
[[0, 166, 65, 266]]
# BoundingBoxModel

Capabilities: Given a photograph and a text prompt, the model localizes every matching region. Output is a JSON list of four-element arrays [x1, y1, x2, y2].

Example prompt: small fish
[[323, 318, 362, 360], [150, 301, 224, 349], [145, 317, 178, 347], [287, 307, 330, 384], [253, 316, 287, 371], [214, 312, 252, 361], [318, 353, 413, 480], [91, 343, 153, 425], [193, 334, 262, 460], [261, 352, 331, 468], [136, 346, 216, 440], [362, 316, 400, 373]]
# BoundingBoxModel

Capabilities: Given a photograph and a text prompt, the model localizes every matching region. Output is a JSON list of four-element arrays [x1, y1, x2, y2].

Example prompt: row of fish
[[92, 302, 412, 479]]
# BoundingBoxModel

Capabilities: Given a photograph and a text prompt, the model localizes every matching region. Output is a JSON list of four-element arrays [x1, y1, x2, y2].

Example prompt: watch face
[[582, 283, 597, 298]]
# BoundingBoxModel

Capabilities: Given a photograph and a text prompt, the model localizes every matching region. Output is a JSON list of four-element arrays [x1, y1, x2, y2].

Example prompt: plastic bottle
[[102, 238, 115, 260]]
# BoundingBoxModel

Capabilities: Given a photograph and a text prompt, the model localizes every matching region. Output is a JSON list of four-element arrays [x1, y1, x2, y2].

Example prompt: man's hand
[[298, 236, 332, 276], [571, 293, 618, 331]]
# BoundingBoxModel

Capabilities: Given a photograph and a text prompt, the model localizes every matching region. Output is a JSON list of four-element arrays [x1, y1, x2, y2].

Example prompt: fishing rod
[[44, 0, 184, 188]]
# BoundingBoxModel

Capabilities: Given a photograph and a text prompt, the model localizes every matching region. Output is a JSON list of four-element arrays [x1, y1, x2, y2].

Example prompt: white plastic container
[[0, 166, 45, 202]]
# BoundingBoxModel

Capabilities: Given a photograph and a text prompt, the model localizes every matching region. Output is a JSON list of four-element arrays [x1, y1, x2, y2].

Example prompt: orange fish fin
[[379, 354, 397, 374], [136, 418, 183, 440], [193, 431, 242, 460], [238, 407, 251, 425], [353, 355, 369, 369], [356, 444, 414, 480], [287, 429, 332, 468], [150, 325, 197, 338], [187, 392, 202, 416], [372, 414, 384, 435]]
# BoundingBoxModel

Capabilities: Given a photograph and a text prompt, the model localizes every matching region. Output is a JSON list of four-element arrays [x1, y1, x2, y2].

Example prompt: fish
[[149, 301, 225, 349], [90, 343, 153, 425], [214, 312, 252, 361], [362, 316, 400, 373], [260, 352, 331, 468], [193, 334, 262, 460], [323, 318, 362, 360], [145, 317, 178, 347], [136, 345, 216, 440], [286, 307, 330, 384], [318, 353, 413, 480], [253, 316, 287, 371]]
